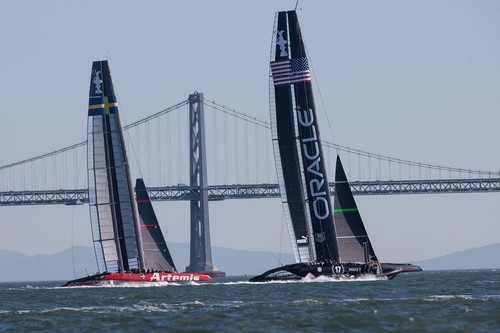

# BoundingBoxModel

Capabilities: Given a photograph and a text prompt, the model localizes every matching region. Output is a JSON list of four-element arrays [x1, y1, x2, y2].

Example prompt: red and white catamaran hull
[[62, 272, 212, 287]]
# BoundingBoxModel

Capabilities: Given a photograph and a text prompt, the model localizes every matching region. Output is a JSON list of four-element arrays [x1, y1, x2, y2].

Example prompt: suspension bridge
[[1, 92, 498, 275]]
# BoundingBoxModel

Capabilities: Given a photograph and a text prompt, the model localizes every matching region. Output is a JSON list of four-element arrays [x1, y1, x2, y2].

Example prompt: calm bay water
[[0, 270, 499, 332]]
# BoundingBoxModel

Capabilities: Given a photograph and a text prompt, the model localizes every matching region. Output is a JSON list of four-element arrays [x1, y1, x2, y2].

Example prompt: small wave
[[32, 304, 182, 314], [292, 298, 323, 305], [182, 300, 205, 306], [132, 303, 166, 313], [42, 306, 130, 314], [7, 285, 45, 291], [423, 294, 497, 302], [6, 288, 27, 291], [343, 298, 371, 303], [207, 280, 265, 286]]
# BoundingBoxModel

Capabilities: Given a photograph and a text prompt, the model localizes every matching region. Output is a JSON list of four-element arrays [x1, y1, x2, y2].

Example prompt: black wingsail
[[287, 11, 339, 263], [333, 156, 378, 263], [135, 178, 177, 272], [270, 11, 339, 263], [87, 60, 144, 273], [271, 11, 312, 262]]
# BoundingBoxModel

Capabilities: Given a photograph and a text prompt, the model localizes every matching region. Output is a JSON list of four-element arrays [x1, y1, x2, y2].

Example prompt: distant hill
[[0, 243, 294, 282], [414, 243, 500, 271], [2, 243, 499, 282], [0, 246, 98, 283]]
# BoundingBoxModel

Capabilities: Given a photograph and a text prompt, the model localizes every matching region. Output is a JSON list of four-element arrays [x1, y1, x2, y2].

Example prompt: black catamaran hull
[[249, 262, 422, 282]]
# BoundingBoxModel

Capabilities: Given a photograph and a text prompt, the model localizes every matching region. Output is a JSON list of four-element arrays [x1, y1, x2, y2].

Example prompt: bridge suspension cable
[[1, 96, 498, 193], [203, 98, 498, 179], [0, 99, 189, 171]]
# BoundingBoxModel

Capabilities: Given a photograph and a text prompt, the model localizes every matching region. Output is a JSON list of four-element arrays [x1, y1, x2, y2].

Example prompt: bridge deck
[[1, 178, 499, 206]]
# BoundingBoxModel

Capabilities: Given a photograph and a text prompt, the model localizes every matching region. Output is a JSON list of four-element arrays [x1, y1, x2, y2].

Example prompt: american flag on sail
[[271, 57, 312, 86]]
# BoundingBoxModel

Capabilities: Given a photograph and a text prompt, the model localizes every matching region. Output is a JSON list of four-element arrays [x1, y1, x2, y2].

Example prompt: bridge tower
[[185, 92, 225, 277]]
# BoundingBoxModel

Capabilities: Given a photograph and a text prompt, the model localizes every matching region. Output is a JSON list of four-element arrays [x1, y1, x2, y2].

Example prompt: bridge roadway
[[1, 178, 499, 206]]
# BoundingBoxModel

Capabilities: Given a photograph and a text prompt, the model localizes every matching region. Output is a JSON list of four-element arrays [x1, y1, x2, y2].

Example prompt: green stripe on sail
[[333, 208, 358, 213]]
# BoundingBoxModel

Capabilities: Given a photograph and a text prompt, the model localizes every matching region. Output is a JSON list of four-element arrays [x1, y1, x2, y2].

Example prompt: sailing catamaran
[[249, 11, 421, 282], [63, 61, 210, 286]]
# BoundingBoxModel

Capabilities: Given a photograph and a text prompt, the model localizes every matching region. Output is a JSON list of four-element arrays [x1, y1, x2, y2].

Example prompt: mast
[[87, 60, 144, 272], [270, 11, 340, 263], [270, 11, 312, 262], [287, 11, 339, 262]]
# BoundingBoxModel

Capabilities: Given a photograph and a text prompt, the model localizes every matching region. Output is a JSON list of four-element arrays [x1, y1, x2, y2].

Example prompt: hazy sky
[[0, 1, 499, 267]]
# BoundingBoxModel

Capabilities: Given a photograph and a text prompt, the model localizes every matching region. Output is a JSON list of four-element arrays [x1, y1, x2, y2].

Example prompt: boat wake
[[302, 273, 386, 282], [55, 280, 207, 289], [243, 273, 387, 285]]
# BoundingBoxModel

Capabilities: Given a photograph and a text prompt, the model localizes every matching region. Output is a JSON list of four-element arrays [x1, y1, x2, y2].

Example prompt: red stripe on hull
[[106, 272, 211, 282]]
